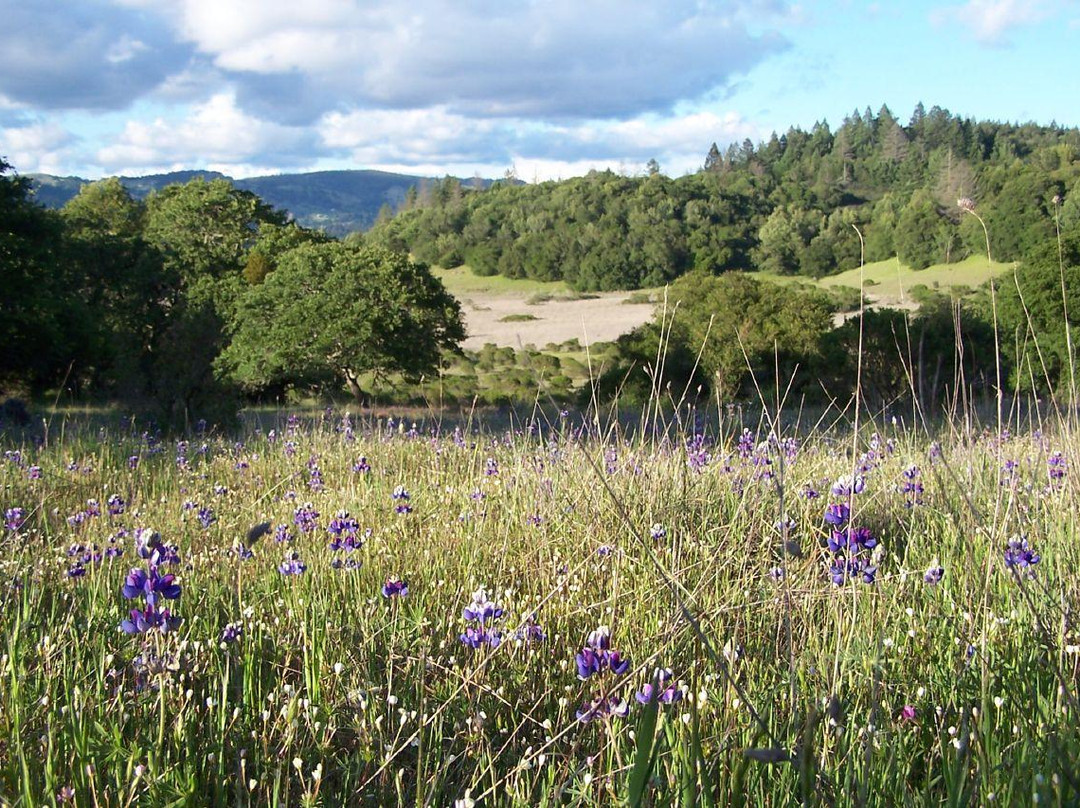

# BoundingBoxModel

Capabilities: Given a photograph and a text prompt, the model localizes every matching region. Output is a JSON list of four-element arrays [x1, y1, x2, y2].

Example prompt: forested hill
[[27, 169, 442, 237], [367, 105, 1080, 290]]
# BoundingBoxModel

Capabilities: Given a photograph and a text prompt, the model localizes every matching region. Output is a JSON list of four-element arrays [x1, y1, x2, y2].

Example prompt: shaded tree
[[219, 243, 465, 403]]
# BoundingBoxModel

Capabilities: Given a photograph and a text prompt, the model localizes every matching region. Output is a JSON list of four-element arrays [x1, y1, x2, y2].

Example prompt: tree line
[[1, 163, 463, 427], [367, 104, 1080, 289]]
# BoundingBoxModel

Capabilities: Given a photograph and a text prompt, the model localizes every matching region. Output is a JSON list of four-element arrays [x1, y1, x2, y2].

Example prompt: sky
[[1, 0, 1077, 182]]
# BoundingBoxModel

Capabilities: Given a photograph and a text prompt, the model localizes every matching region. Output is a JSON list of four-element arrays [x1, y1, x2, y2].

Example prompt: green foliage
[[996, 232, 1080, 393], [0, 160, 94, 394], [367, 108, 1080, 288], [896, 189, 947, 270], [596, 273, 836, 401], [219, 242, 465, 402]]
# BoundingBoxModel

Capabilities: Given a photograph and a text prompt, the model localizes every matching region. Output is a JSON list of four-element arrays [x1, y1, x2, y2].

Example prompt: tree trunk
[[343, 370, 367, 407]]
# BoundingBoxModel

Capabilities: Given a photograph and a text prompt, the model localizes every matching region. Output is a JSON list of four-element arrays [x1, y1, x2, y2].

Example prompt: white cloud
[[0, 120, 76, 174], [121, 0, 791, 120], [933, 0, 1055, 45], [318, 106, 758, 181], [95, 92, 312, 176]]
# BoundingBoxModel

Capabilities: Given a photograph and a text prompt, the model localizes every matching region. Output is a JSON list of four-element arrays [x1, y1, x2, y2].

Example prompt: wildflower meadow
[[1, 405, 1079, 806]]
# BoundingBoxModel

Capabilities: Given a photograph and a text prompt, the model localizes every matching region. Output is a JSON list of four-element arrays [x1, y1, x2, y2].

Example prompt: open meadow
[[432, 268, 656, 351], [2, 402, 1079, 805], [433, 257, 1014, 353]]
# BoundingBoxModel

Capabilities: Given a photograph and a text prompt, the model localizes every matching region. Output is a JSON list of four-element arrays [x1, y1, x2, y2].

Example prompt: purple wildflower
[[823, 503, 850, 527], [382, 577, 408, 598], [828, 526, 877, 555], [220, 622, 243, 646], [576, 626, 630, 679], [4, 507, 25, 532], [1003, 537, 1040, 574], [635, 668, 684, 705], [830, 474, 865, 497], [121, 604, 182, 635], [392, 485, 412, 515], [923, 565, 944, 585], [279, 552, 307, 576], [107, 494, 126, 516], [352, 456, 370, 473], [576, 694, 630, 723], [122, 566, 181, 605], [196, 506, 216, 530], [293, 502, 320, 533], [1048, 451, 1066, 483]]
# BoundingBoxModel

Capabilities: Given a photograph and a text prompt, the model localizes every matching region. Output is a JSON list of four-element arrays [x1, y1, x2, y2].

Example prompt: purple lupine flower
[[604, 447, 618, 474], [1048, 451, 1066, 482], [196, 506, 216, 530], [830, 557, 878, 586], [586, 626, 611, 650], [67, 511, 89, 530], [5, 507, 26, 532], [515, 620, 545, 644], [576, 694, 630, 723], [576, 626, 630, 679], [460, 625, 502, 649], [576, 647, 606, 679], [484, 457, 499, 476], [526, 513, 543, 527], [803, 486, 820, 500], [274, 524, 293, 543], [686, 433, 711, 472], [352, 456, 370, 473], [382, 577, 408, 598], [900, 465, 924, 507], [831, 474, 865, 497], [1004, 537, 1040, 573], [278, 552, 307, 576], [392, 485, 413, 514], [122, 566, 182, 604], [635, 668, 684, 705], [27, 465, 42, 480], [293, 502, 320, 533], [823, 503, 850, 527], [220, 622, 243, 646], [133, 528, 162, 559], [828, 526, 877, 555], [327, 509, 360, 548], [460, 586, 504, 648], [923, 565, 944, 585], [649, 523, 666, 541], [121, 604, 182, 634], [67, 562, 87, 578], [107, 494, 126, 516], [308, 464, 324, 492], [231, 542, 254, 560], [85, 499, 101, 517], [462, 587, 503, 622], [127, 455, 140, 470]]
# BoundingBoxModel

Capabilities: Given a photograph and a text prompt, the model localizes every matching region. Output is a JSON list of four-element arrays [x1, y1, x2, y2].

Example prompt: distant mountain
[[26, 168, 478, 237]]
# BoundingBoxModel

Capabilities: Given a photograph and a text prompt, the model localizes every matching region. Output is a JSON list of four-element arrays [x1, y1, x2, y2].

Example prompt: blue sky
[[0, 0, 1076, 181]]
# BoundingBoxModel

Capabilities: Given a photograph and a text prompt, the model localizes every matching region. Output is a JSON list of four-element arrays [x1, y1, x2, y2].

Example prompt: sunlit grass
[[1, 406, 1078, 805]]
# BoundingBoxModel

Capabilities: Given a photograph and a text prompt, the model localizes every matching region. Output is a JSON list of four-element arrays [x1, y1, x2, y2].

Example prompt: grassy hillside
[[752, 254, 1015, 308]]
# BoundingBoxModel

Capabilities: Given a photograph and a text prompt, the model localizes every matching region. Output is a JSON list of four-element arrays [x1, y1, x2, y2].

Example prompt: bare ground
[[457, 293, 654, 349]]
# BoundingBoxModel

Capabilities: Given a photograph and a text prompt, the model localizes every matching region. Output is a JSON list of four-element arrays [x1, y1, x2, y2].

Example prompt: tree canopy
[[218, 242, 465, 403]]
